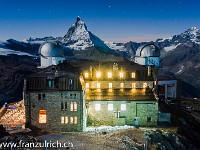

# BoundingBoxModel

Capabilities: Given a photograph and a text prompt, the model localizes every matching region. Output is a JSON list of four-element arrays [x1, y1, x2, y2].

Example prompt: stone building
[[24, 66, 87, 132], [24, 43, 180, 131]]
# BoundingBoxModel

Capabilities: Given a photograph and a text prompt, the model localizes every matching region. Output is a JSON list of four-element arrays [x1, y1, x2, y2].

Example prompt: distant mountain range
[[0, 17, 200, 98]]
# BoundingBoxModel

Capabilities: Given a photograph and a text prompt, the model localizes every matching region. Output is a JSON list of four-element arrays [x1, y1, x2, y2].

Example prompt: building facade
[[24, 43, 180, 132], [24, 68, 87, 132]]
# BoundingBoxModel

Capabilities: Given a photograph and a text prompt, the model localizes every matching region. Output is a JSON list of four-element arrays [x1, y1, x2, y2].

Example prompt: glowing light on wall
[[143, 83, 147, 88], [96, 72, 100, 78], [74, 116, 77, 124], [61, 116, 64, 124], [120, 72, 123, 78], [120, 83, 124, 88], [70, 117, 73, 124], [132, 72, 136, 78], [121, 104, 126, 111], [85, 73, 89, 78], [65, 117, 68, 124], [86, 83, 89, 88], [109, 83, 112, 88], [70, 102, 74, 111], [108, 104, 113, 110], [74, 102, 77, 111], [39, 110, 46, 124], [108, 72, 112, 78], [97, 83, 100, 89], [132, 83, 136, 88], [95, 104, 101, 111]]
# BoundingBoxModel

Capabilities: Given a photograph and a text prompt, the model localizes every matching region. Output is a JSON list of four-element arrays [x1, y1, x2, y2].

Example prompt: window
[[95, 104, 101, 111], [132, 83, 136, 88], [121, 104, 126, 111], [38, 94, 41, 100], [85, 73, 89, 78], [70, 117, 74, 124], [61, 116, 64, 124], [48, 80, 54, 87], [143, 83, 147, 88], [42, 94, 46, 100], [69, 79, 73, 85], [61, 93, 63, 98], [74, 94, 76, 98], [132, 72, 136, 78], [96, 72, 100, 78], [49, 81, 51, 87], [70, 94, 73, 98], [147, 117, 152, 122], [39, 110, 46, 124], [97, 83, 100, 89], [65, 117, 68, 124], [108, 72, 112, 78], [120, 83, 124, 88], [109, 83, 112, 89], [70, 102, 74, 111], [74, 116, 77, 124], [120, 72, 123, 78], [108, 104, 113, 111], [65, 102, 67, 111], [86, 83, 89, 88], [65, 93, 68, 98], [74, 102, 77, 111], [61, 102, 64, 110]]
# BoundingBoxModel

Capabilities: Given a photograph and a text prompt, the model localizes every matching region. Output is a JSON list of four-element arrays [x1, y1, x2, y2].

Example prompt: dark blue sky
[[0, 0, 200, 42]]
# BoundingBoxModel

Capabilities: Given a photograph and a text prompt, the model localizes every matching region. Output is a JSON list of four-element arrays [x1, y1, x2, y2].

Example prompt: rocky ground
[[0, 126, 197, 150]]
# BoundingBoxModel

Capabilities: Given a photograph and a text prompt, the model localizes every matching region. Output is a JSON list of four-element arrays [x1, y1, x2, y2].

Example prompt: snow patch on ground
[[164, 43, 181, 52], [85, 125, 134, 132], [0, 48, 33, 56], [104, 41, 126, 51]]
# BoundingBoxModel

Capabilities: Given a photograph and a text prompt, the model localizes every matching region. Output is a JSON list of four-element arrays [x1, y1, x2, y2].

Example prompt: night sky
[[0, 0, 200, 42]]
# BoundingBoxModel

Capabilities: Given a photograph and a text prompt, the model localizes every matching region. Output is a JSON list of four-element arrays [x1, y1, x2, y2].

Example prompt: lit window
[[74, 102, 77, 111], [39, 110, 46, 124], [109, 83, 112, 89], [120, 83, 124, 88], [121, 104, 126, 111], [95, 104, 101, 111], [108, 104, 113, 110], [97, 83, 100, 89], [74, 116, 77, 124], [120, 73, 123, 78], [96, 72, 100, 78], [65, 117, 68, 124], [70, 117, 73, 124], [85, 73, 89, 78], [70, 102, 74, 111], [86, 83, 89, 88], [143, 83, 147, 88], [132, 72, 136, 78], [132, 83, 136, 88], [108, 72, 112, 78], [61, 116, 64, 124]]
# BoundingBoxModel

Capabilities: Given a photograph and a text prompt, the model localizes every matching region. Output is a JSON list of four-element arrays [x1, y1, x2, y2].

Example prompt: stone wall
[[85, 81, 154, 89], [25, 90, 86, 132], [87, 100, 158, 126]]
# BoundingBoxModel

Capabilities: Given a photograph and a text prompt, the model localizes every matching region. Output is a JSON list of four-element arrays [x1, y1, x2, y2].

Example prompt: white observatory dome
[[136, 44, 160, 57], [39, 42, 64, 57]]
